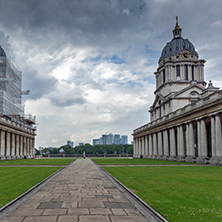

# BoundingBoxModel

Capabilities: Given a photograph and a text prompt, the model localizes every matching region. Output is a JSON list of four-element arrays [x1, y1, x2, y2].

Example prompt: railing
[[0, 114, 36, 132]]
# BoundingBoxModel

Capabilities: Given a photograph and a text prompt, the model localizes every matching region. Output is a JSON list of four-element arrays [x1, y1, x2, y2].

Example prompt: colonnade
[[134, 113, 222, 164], [0, 129, 35, 160]]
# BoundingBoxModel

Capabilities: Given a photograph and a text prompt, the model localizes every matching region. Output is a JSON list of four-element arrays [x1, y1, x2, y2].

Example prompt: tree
[[60, 145, 75, 154], [35, 148, 40, 155]]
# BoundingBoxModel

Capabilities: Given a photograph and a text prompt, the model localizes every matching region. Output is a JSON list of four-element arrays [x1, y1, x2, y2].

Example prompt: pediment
[[150, 94, 166, 110], [172, 84, 205, 98]]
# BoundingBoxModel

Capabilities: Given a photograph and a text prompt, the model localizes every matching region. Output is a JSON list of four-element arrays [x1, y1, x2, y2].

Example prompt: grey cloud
[[22, 67, 57, 101], [47, 82, 86, 107], [0, 30, 13, 56], [50, 97, 85, 107], [0, 0, 149, 51]]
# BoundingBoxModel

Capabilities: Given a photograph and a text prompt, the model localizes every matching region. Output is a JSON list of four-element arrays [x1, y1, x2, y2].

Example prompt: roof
[[159, 37, 198, 61]]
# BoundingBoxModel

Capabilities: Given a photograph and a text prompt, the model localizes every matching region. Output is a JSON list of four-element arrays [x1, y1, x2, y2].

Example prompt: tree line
[[36, 144, 133, 155]]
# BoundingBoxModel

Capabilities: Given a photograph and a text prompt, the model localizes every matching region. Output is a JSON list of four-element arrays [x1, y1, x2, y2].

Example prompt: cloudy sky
[[0, 0, 221, 148]]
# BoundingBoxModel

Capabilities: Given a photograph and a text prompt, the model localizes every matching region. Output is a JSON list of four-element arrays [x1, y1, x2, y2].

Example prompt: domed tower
[[149, 17, 208, 121]]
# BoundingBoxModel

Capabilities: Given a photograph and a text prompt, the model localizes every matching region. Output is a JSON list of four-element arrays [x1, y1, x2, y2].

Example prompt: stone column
[[201, 119, 207, 157], [27, 137, 30, 156], [169, 128, 176, 158], [6, 131, 11, 156], [200, 64, 204, 81], [181, 65, 184, 80], [23, 137, 27, 155], [137, 138, 140, 157], [133, 138, 136, 157], [215, 114, 222, 156], [211, 116, 216, 157], [29, 137, 32, 156], [186, 123, 190, 156], [19, 136, 23, 156], [163, 130, 169, 157], [189, 122, 195, 156], [141, 137, 145, 156], [157, 131, 163, 157], [148, 134, 153, 157], [177, 125, 185, 160], [16, 134, 20, 156], [11, 133, 16, 156], [144, 135, 148, 157], [180, 125, 185, 156], [138, 138, 141, 157], [0, 130, 5, 156], [153, 133, 157, 156], [188, 65, 192, 80], [178, 126, 182, 156], [176, 126, 180, 156], [197, 120, 201, 156], [31, 138, 35, 156]]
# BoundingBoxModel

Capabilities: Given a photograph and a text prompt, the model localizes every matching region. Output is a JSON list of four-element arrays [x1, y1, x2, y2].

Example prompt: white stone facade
[[133, 19, 222, 164], [0, 115, 36, 160]]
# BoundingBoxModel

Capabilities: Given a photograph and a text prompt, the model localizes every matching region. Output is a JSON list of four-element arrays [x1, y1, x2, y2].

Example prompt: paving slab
[[2, 159, 149, 221]]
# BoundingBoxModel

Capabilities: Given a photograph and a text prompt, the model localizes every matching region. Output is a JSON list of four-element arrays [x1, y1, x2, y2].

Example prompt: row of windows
[[162, 65, 195, 84], [176, 65, 195, 81]]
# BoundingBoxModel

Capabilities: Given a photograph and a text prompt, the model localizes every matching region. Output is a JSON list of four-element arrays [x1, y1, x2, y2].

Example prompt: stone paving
[[1, 159, 149, 222]]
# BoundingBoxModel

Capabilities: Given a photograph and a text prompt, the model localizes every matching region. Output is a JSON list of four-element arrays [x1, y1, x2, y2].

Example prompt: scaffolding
[[0, 46, 35, 125]]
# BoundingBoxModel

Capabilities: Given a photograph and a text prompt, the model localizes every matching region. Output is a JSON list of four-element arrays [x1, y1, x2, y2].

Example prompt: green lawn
[[92, 158, 198, 165], [0, 158, 75, 165], [0, 167, 61, 208], [104, 166, 222, 222]]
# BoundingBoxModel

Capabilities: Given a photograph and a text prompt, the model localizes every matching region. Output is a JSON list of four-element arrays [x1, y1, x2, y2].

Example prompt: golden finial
[[175, 16, 180, 29]]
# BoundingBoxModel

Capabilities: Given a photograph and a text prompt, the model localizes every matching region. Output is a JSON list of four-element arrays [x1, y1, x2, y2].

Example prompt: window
[[185, 65, 188, 80], [192, 65, 194, 80], [159, 101, 162, 118], [163, 69, 165, 83], [176, 65, 180, 80], [190, 91, 198, 96]]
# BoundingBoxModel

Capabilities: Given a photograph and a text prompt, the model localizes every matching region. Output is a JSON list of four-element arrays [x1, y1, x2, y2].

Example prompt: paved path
[[1, 159, 149, 222]]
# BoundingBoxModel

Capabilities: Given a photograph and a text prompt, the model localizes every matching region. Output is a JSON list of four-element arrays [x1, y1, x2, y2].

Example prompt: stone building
[[0, 46, 36, 160], [133, 18, 222, 164]]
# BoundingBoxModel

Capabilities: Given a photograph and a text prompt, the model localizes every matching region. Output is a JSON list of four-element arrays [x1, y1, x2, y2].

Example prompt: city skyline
[[93, 133, 128, 146], [0, 1, 221, 147]]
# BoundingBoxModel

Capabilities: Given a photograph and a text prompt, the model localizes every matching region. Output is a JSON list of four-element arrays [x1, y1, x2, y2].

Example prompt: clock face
[[181, 51, 190, 59]]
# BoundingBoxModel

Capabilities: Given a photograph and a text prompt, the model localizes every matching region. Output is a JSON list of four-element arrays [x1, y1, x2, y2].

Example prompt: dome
[[159, 17, 198, 61], [159, 37, 198, 61], [0, 46, 6, 57]]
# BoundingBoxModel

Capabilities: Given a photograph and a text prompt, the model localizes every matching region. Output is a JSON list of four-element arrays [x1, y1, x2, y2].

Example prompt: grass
[[104, 166, 222, 222], [0, 158, 75, 165], [0, 167, 61, 208], [92, 158, 198, 165]]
